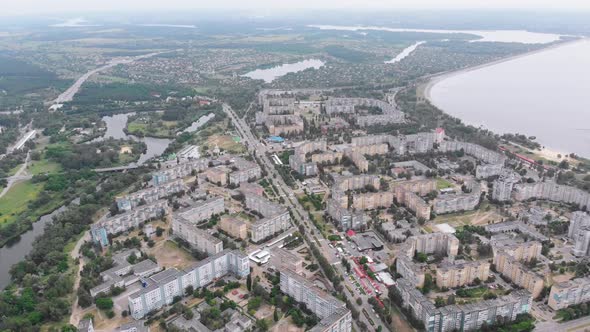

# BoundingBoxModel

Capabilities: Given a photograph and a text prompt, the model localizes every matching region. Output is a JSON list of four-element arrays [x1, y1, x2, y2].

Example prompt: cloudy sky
[[5, 0, 590, 15]]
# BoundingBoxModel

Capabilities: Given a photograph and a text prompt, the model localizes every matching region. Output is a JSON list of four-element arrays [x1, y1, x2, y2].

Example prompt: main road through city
[[221, 104, 387, 331]]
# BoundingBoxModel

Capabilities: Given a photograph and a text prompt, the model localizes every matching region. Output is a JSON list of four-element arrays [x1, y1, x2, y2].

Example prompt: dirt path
[[69, 231, 91, 326], [0, 151, 32, 199]]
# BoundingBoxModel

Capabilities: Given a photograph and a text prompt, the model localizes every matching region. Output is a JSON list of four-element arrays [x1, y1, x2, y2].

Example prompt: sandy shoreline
[[420, 37, 588, 159]]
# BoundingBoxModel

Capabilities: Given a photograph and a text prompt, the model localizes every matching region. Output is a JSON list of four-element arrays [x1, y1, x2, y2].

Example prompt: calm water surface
[[429, 39, 590, 158], [242, 59, 325, 83]]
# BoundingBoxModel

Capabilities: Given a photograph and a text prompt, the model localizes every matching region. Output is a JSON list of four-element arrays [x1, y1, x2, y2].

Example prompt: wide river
[[428, 39, 590, 158]]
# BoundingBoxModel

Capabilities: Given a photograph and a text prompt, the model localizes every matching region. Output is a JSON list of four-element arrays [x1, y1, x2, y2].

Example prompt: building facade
[[128, 250, 249, 319]]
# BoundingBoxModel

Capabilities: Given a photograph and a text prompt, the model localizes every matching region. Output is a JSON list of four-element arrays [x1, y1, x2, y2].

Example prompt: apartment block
[[568, 211, 590, 256], [228, 157, 262, 185], [493, 252, 544, 298], [395, 278, 532, 332], [181, 198, 223, 223], [219, 216, 248, 240], [349, 143, 388, 156], [280, 270, 352, 332], [439, 141, 506, 165], [270, 247, 303, 274], [204, 167, 228, 186], [245, 195, 285, 217], [393, 179, 437, 199], [352, 191, 394, 210], [265, 115, 305, 136], [433, 188, 481, 214], [116, 179, 184, 211], [311, 151, 343, 165], [436, 259, 490, 289], [90, 250, 162, 297], [402, 191, 432, 220], [289, 153, 318, 176], [357, 113, 404, 127], [129, 250, 249, 319], [490, 238, 542, 263], [405, 232, 460, 258], [344, 150, 368, 173], [548, 277, 590, 310], [91, 200, 167, 247], [250, 211, 291, 243], [476, 163, 504, 179], [513, 181, 590, 209], [326, 198, 367, 231], [332, 174, 380, 192], [152, 158, 209, 184], [396, 256, 426, 288], [172, 217, 223, 255]]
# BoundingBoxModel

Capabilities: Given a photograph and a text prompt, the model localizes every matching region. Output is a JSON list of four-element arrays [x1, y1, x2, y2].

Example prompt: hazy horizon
[[4, 0, 590, 16]]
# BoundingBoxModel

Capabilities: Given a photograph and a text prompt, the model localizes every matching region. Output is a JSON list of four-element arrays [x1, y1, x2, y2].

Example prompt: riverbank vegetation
[[125, 102, 222, 138], [0, 170, 147, 331]]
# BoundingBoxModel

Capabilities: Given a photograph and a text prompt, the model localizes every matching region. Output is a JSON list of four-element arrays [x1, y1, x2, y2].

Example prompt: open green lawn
[[0, 180, 43, 226], [436, 177, 454, 190], [27, 158, 62, 175]]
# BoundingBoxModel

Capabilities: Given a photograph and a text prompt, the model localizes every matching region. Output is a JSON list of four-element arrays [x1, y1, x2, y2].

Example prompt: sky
[[4, 0, 590, 15]]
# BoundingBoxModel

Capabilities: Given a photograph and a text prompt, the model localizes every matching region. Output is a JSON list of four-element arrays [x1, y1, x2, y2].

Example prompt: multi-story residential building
[[380, 220, 417, 243], [311, 151, 343, 165], [489, 238, 542, 263], [239, 182, 264, 197], [485, 221, 548, 242], [128, 250, 249, 319], [492, 177, 516, 202], [280, 269, 352, 332], [91, 200, 168, 247], [436, 259, 490, 289], [548, 277, 590, 310], [513, 181, 590, 209], [348, 143, 388, 156], [245, 195, 291, 242], [152, 158, 209, 184], [433, 188, 481, 214], [177, 197, 225, 223], [289, 153, 318, 176], [228, 157, 262, 185], [493, 252, 544, 298], [393, 179, 437, 199], [405, 233, 460, 258], [402, 190, 432, 220], [116, 179, 184, 211], [245, 195, 284, 217], [270, 248, 303, 274], [396, 256, 427, 287], [351, 191, 394, 210], [204, 167, 228, 186], [357, 114, 404, 127], [332, 174, 380, 192], [172, 217, 223, 255], [390, 130, 444, 155], [351, 134, 391, 147], [90, 250, 162, 297], [250, 211, 291, 243], [476, 163, 504, 179], [344, 150, 368, 173], [219, 216, 248, 240], [295, 140, 327, 155], [395, 278, 532, 332], [439, 141, 506, 165], [265, 115, 305, 136], [326, 199, 366, 231], [325, 97, 402, 117], [568, 211, 590, 257]]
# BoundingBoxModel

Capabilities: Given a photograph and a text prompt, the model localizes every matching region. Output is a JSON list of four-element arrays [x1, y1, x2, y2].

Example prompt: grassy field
[[27, 158, 62, 175], [436, 177, 454, 190], [206, 134, 246, 154], [127, 120, 178, 138], [0, 180, 43, 226]]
